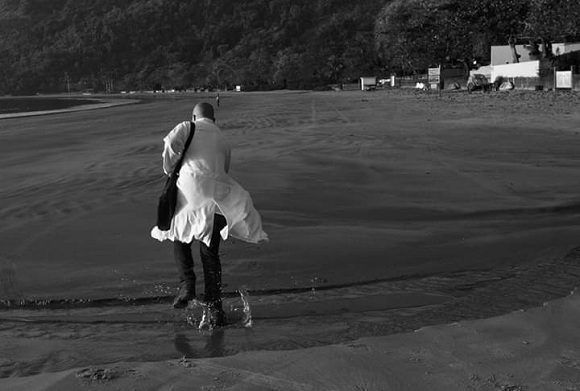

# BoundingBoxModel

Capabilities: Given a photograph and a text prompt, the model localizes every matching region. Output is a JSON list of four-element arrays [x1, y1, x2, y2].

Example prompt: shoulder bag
[[156, 121, 195, 231]]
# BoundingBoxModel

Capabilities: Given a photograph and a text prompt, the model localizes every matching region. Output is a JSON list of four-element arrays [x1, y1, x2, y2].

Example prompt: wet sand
[[1, 89, 580, 388], [2, 287, 580, 390]]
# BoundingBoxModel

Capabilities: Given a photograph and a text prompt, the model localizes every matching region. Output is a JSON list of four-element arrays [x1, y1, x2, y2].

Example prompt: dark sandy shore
[[1, 89, 580, 389], [2, 282, 580, 390]]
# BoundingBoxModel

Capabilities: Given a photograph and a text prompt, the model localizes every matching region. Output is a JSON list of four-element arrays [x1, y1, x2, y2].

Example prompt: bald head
[[192, 102, 215, 122]]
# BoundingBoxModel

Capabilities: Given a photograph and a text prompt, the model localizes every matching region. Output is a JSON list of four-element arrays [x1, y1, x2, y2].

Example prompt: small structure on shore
[[360, 76, 377, 91]]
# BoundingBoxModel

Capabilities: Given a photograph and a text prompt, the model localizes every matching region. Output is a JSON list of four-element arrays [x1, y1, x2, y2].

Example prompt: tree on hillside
[[375, 0, 468, 74], [273, 48, 306, 89], [375, 0, 537, 74], [526, 0, 580, 42], [0, 0, 386, 94], [524, 0, 580, 58]]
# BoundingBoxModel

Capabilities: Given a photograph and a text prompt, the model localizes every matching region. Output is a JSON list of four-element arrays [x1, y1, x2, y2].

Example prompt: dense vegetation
[[0, 0, 579, 95], [0, 0, 385, 94], [375, 0, 580, 74]]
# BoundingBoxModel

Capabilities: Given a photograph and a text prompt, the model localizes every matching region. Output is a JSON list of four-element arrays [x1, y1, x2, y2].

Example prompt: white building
[[491, 42, 580, 65], [360, 76, 377, 91]]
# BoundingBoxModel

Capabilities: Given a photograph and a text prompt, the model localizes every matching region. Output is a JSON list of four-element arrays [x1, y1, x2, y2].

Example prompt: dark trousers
[[173, 214, 227, 307]]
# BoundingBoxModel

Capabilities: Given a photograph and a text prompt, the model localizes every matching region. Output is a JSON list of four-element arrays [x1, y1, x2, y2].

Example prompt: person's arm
[[162, 122, 188, 175]]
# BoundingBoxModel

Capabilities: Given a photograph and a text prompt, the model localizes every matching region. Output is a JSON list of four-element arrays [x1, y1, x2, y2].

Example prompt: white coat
[[151, 118, 268, 246]]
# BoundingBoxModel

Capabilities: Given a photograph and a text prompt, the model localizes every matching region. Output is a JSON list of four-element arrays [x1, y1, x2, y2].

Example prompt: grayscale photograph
[[1, 0, 580, 389]]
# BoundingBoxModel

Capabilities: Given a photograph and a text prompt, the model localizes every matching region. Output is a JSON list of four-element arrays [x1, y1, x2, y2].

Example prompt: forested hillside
[[0, 0, 384, 94], [0, 0, 579, 95]]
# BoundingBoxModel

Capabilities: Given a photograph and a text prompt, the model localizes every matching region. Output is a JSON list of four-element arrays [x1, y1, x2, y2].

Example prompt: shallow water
[[0, 251, 580, 377], [0, 97, 102, 114], [1, 249, 580, 377], [1, 91, 580, 375]]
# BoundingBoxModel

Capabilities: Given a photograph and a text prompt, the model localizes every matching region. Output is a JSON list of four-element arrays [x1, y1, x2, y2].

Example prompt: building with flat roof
[[491, 42, 580, 65], [359, 76, 377, 91]]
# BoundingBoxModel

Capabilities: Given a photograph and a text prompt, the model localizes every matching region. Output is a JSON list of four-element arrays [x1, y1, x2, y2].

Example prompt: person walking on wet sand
[[151, 102, 267, 328], [215, 92, 220, 107]]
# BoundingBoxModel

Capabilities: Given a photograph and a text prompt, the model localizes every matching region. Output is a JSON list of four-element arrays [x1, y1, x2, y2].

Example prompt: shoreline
[[1, 246, 579, 380], [0, 97, 139, 119], [2, 287, 579, 390]]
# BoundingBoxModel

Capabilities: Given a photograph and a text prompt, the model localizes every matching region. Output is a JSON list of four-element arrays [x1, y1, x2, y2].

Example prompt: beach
[[1, 89, 580, 389], [3, 288, 580, 390]]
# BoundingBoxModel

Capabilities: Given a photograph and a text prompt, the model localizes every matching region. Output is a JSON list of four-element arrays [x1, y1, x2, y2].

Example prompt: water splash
[[238, 288, 252, 328], [197, 304, 212, 330], [183, 290, 253, 329], [186, 299, 222, 330], [184, 299, 206, 328]]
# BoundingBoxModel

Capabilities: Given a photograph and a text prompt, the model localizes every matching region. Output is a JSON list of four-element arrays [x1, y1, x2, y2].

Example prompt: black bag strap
[[171, 121, 196, 177]]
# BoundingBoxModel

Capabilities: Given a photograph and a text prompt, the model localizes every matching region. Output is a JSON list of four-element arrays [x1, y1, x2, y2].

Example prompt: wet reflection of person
[[204, 328, 225, 357], [174, 333, 196, 358], [173, 329, 225, 359]]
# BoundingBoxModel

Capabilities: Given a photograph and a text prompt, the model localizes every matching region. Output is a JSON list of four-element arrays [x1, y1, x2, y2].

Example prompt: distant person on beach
[[151, 102, 267, 327], [215, 92, 220, 107]]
